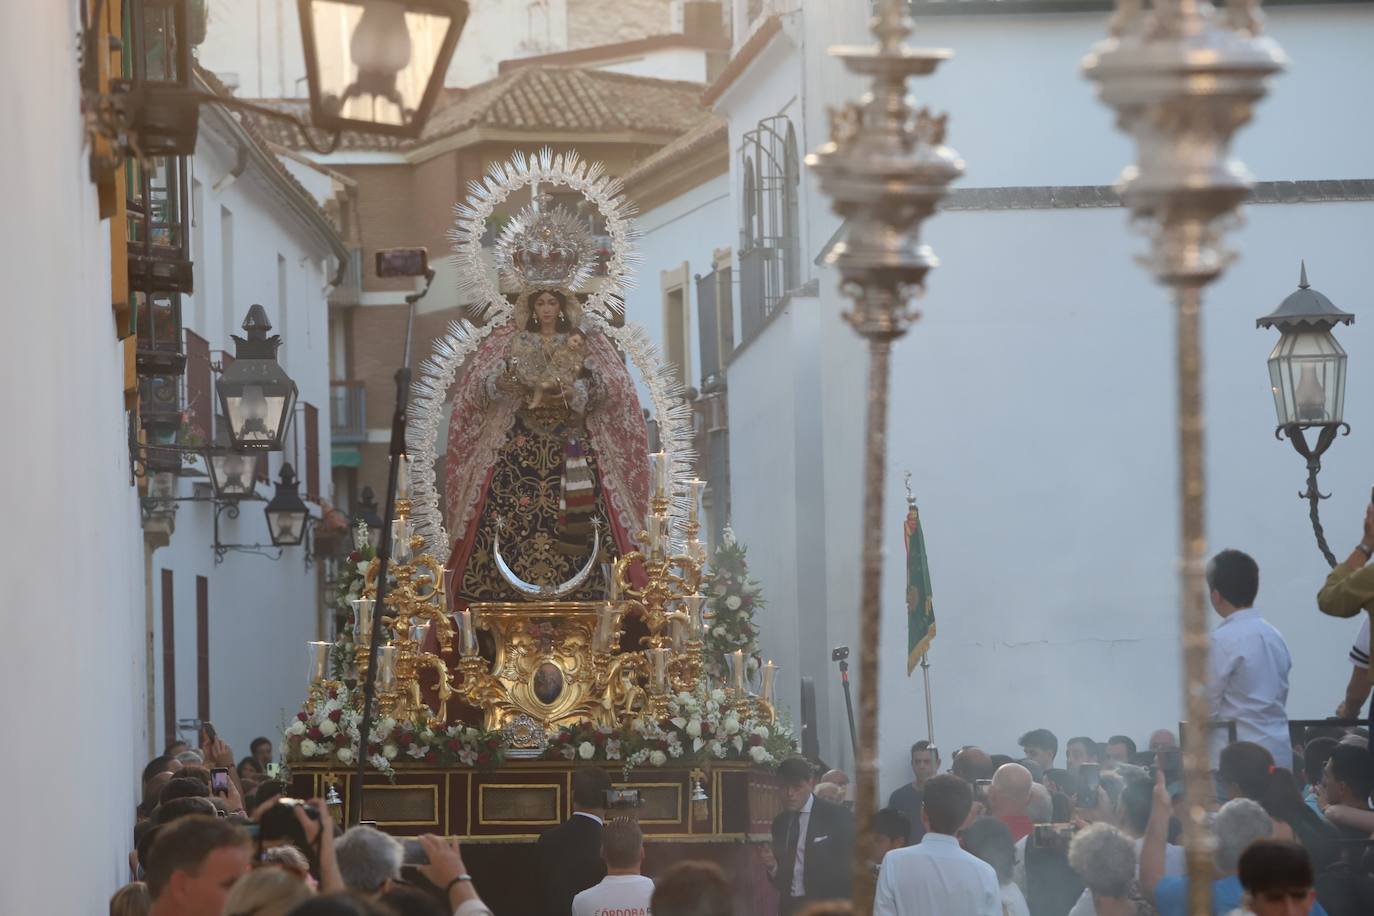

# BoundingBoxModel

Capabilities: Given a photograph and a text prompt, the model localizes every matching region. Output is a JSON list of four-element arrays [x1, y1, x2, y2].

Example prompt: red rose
[[656, 739, 669, 751], [559, 732, 572, 745], [749, 734, 764, 747], [328, 709, 343, 723], [327, 686, 339, 699], [485, 738, 501, 751], [397, 731, 413, 747], [307, 727, 323, 741], [349, 551, 361, 563], [297, 712, 309, 722], [368, 743, 381, 755], [593, 732, 607, 746], [335, 733, 350, 747], [477, 752, 491, 765], [425, 750, 438, 763], [446, 739, 461, 752]]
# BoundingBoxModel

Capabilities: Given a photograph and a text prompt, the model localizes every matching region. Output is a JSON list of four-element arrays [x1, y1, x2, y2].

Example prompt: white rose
[[726, 595, 742, 610], [752, 725, 771, 740], [319, 720, 337, 737], [749, 745, 771, 764], [382, 743, 398, 760], [676, 691, 694, 705], [710, 689, 726, 704], [578, 741, 595, 760], [300, 739, 319, 757], [685, 719, 702, 738], [649, 750, 667, 767], [336, 747, 354, 764], [286, 720, 307, 737], [723, 715, 741, 736]]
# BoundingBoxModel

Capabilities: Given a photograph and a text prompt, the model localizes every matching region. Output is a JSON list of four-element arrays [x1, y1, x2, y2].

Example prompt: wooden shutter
[[304, 402, 320, 501], [185, 331, 212, 443], [717, 266, 735, 357], [196, 576, 209, 721], [161, 569, 176, 748], [696, 271, 719, 383]]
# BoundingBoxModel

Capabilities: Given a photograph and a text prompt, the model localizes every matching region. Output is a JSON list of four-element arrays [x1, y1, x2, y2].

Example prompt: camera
[[831, 646, 850, 662], [375, 247, 430, 278], [1032, 823, 1078, 852]]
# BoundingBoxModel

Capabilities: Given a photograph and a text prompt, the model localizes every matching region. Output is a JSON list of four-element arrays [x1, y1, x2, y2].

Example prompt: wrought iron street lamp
[[217, 305, 298, 452], [265, 464, 312, 547], [205, 428, 262, 500], [1258, 263, 1354, 567], [298, 0, 470, 138]]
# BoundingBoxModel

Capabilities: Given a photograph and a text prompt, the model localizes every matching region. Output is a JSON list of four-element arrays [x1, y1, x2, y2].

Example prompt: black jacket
[[770, 796, 855, 902], [536, 812, 607, 916]]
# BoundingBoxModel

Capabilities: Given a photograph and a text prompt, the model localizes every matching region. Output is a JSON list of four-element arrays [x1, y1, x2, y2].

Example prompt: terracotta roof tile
[[622, 114, 727, 188], [242, 66, 708, 155]]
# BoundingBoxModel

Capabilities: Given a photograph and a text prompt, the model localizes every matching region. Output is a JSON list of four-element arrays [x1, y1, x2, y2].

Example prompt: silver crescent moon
[[494, 519, 602, 599]]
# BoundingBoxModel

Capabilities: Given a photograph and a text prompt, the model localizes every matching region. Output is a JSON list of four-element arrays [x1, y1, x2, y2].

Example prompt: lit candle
[[670, 617, 686, 652], [307, 641, 332, 685], [397, 454, 410, 499], [594, 602, 619, 653], [378, 644, 397, 690], [682, 594, 705, 637], [651, 452, 667, 499], [729, 649, 746, 694], [688, 478, 705, 524], [761, 660, 778, 704], [649, 648, 671, 690], [392, 517, 411, 563], [457, 609, 477, 656], [351, 597, 375, 639]]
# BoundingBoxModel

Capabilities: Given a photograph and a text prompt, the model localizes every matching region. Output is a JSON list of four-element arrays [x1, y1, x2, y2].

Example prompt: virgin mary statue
[[443, 201, 649, 605]]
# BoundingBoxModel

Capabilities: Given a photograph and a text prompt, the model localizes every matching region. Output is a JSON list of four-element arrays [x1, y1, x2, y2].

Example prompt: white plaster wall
[[807, 3, 1374, 189], [622, 173, 732, 400], [0, 0, 148, 909], [152, 123, 336, 758], [592, 47, 712, 82], [833, 200, 1374, 798]]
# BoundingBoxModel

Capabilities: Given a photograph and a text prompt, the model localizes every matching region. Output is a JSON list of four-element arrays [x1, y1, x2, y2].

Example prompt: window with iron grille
[[739, 116, 800, 340]]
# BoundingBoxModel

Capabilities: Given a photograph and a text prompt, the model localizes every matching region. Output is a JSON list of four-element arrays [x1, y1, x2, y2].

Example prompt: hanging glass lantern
[[217, 305, 298, 451], [265, 464, 311, 546], [204, 427, 261, 499], [1257, 263, 1353, 429]]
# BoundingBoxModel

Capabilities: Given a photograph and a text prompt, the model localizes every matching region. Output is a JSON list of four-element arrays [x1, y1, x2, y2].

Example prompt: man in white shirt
[[1206, 549, 1293, 768], [571, 818, 654, 916], [874, 773, 1001, 916]]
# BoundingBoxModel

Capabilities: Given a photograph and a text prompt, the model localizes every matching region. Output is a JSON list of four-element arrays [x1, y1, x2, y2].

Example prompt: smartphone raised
[[402, 838, 429, 866], [210, 767, 231, 796], [1075, 763, 1101, 808], [1158, 748, 1183, 784]]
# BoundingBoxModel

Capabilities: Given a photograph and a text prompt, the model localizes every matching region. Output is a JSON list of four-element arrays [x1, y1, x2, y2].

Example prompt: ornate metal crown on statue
[[306, 149, 780, 763]]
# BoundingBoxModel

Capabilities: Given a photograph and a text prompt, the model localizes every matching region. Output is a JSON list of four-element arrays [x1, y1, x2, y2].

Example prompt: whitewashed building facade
[[625, 0, 1374, 796]]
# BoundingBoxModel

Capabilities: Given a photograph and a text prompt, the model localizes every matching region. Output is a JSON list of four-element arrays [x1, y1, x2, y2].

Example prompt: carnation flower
[[578, 741, 595, 760], [319, 720, 337, 737], [649, 750, 667, 767]]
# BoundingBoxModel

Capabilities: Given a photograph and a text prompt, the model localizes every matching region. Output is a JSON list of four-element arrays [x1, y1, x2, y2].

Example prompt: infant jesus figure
[[518, 330, 588, 410]]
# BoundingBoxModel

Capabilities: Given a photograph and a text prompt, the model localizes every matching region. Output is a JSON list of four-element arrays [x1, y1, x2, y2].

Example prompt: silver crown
[[494, 197, 597, 291]]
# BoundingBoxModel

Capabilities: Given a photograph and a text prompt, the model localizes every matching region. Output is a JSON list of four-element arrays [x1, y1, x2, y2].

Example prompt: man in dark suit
[[762, 756, 855, 915], [537, 767, 613, 916]]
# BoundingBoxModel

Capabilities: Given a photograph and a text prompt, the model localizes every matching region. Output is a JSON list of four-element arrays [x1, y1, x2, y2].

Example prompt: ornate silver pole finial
[[806, 1, 963, 907], [1082, 4, 1284, 913]]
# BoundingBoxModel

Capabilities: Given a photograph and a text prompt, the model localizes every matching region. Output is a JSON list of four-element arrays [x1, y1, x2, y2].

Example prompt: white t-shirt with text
[[571, 874, 655, 916]]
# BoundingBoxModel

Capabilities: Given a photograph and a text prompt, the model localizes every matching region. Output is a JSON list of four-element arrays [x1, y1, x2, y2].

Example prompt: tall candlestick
[[651, 452, 668, 499], [397, 454, 410, 500], [682, 594, 705, 637], [761, 659, 778, 704], [351, 597, 375, 639], [307, 641, 332, 685]]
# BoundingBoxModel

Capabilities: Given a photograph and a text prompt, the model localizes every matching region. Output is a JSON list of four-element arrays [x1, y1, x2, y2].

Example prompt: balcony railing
[[330, 381, 366, 443], [739, 244, 783, 341]]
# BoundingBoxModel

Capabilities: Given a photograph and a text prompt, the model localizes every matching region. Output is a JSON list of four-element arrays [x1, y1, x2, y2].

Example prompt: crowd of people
[[112, 537, 1374, 915]]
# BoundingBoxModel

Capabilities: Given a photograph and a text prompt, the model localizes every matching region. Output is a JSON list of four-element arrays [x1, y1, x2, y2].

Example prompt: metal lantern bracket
[[212, 499, 318, 568], [1276, 422, 1350, 568]]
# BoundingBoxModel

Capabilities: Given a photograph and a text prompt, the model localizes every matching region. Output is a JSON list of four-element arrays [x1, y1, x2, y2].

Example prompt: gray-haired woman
[[1068, 823, 1157, 916]]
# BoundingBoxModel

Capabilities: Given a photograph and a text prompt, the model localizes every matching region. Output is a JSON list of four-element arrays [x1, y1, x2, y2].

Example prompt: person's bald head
[[989, 763, 1033, 817], [1149, 730, 1178, 752], [952, 747, 995, 783], [821, 769, 849, 787]]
